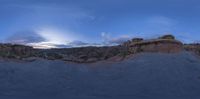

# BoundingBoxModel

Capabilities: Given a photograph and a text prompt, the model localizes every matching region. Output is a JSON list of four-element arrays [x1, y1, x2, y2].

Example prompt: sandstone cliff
[[122, 35, 183, 55]]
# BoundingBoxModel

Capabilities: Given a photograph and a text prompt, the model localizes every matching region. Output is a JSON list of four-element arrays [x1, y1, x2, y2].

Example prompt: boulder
[[159, 34, 175, 40]]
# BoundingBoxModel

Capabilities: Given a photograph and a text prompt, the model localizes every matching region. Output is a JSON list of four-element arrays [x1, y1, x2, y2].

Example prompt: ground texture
[[0, 52, 200, 99]]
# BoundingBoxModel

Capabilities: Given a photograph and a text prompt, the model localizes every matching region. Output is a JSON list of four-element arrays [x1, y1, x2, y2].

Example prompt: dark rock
[[0, 44, 33, 59], [131, 38, 143, 43], [159, 34, 175, 40], [184, 43, 200, 56], [78, 55, 87, 60]]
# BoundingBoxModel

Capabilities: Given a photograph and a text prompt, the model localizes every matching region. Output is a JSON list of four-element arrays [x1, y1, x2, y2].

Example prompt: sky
[[0, 0, 200, 48]]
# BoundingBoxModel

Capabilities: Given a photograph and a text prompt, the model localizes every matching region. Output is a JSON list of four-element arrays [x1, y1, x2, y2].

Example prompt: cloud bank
[[6, 30, 47, 44], [101, 32, 132, 45], [5, 30, 132, 49]]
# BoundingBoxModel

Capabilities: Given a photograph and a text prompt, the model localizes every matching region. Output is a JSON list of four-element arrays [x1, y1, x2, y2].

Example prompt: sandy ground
[[0, 52, 200, 99]]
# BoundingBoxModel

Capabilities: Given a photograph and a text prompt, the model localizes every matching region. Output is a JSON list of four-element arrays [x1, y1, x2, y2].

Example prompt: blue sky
[[0, 0, 200, 48]]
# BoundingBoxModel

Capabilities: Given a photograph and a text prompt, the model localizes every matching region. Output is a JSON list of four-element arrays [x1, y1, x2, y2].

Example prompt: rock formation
[[158, 34, 175, 40], [129, 39, 183, 53], [123, 34, 183, 54], [0, 44, 34, 59]]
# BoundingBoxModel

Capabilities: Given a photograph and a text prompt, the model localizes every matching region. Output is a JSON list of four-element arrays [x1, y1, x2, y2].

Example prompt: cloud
[[108, 35, 131, 44], [68, 41, 89, 46], [29, 42, 59, 49], [44, 41, 90, 48], [101, 32, 110, 44], [101, 32, 132, 45], [29, 40, 104, 49], [36, 27, 74, 44], [6, 30, 47, 44], [65, 41, 103, 48], [5, 28, 96, 49], [6, 30, 131, 49]]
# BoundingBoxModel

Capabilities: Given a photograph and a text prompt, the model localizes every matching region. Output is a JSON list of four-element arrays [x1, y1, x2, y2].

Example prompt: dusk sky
[[0, 0, 200, 48]]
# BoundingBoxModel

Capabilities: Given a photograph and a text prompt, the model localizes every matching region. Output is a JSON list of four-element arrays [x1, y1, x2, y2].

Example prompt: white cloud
[[36, 27, 79, 43], [29, 42, 59, 49], [30, 40, 105, 49], [101, 32, 110, 43]]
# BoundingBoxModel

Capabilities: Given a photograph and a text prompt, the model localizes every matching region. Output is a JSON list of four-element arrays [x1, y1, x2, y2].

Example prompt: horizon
[[1, 0, 200, 48], [0, 34, 197, 49]]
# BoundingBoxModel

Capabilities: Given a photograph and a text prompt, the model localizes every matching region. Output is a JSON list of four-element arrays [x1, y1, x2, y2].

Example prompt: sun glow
[[37, 28, 70, 44], [31, 27, 76, 49], [29, 42, 59, 49]]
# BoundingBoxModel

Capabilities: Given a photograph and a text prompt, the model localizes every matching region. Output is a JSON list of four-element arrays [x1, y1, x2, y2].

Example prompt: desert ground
[[0, 52, 200, 99]]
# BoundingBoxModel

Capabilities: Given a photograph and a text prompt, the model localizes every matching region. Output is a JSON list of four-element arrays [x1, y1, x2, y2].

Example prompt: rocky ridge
[[0, 35, 198, 63]]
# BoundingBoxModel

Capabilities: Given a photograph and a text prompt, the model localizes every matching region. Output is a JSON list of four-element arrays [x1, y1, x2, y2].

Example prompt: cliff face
[[123, 35, 183, 54], [129, 39, 183, 53]]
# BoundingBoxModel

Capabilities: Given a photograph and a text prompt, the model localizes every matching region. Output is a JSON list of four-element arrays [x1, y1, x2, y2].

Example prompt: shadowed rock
[[184, 43, 200, 56], [0, 44, 33, 59], [159, 34, 175, 40]]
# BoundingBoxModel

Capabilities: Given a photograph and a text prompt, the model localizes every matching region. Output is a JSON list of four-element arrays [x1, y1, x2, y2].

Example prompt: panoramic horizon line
[[1, 34, 199, 49]]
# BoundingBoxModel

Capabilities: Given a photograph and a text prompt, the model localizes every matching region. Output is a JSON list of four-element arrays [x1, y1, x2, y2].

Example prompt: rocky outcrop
[[158, 34, 175, 40], [129, 39, 183, 53], [123, 35, 183, 54]]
